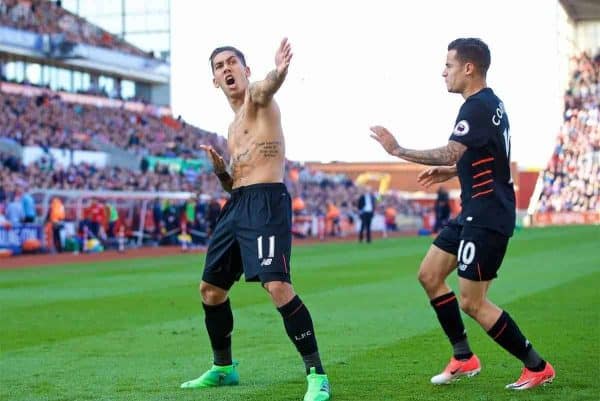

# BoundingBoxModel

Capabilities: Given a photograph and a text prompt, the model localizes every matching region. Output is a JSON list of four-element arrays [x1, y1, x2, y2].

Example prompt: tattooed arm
[[249, 70, 287, 106], [391, 141, 466, 166], [249, 38, 293, 106], [216, 164, 234, 193], [201, 145, 233, 193], [370, 126, 467, 166]]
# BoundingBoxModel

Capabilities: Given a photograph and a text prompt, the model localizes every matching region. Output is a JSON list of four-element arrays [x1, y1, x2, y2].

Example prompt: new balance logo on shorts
[[260, 258, 273, 266]]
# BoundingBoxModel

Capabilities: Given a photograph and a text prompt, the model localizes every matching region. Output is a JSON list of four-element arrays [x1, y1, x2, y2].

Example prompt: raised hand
[[417, 166, 457, 188], [200, 145, 227, 174], [275, 38, 293, 74], [370, 126, 400, 156]]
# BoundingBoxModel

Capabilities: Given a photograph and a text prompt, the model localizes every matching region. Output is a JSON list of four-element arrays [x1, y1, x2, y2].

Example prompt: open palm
[[200, 145, 227, 174], [417, 166, 456, 188], [275, 38, 293, 74], [370, 126, 400, 155]]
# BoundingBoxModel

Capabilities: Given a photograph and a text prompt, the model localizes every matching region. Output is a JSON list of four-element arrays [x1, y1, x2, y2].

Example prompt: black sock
[[487, 311, 545, 370], [277, 295, 324, 374], [430, 292, 473, 360], [203, 299, 233, 366]]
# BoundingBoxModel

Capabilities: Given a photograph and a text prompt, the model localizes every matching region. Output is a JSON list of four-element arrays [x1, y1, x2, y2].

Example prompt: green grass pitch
[[1, 225, 599, 401]]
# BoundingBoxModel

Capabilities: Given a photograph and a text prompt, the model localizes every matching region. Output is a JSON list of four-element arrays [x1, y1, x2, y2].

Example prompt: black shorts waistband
[[231, 182, 287, 198]]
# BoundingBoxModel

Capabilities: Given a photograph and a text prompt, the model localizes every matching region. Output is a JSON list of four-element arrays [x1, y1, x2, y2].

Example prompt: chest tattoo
[[235, 148, 250, 162]]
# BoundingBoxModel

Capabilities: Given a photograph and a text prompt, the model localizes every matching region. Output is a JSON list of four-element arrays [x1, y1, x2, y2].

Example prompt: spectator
[[160, 200, 179, 245], [48, 196, 65, 252], [106, 202, 119, 238], [6, 191, 25, 226], [0, 203, 8, 226], [21, 186, 36, 223], [357, 186, 377, 243], [191, 195, 209, 246], [384, 206, 398, 232], [326, 201, 341, 237], [206, 198, 222, 235], [82, 197, 105, 238], [433, 186, 450, 233], [151, 197, 163, 242]]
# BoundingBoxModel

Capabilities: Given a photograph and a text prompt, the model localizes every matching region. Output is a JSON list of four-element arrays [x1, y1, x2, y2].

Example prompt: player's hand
[[200, 145, 227, 174], [417, 166, 457, 188], [370, 126, 400, 156], [275, 38, 293, 74]]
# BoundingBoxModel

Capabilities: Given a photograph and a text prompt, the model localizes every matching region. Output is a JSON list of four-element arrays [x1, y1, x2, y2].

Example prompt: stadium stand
[[0, 151, 222, 192], [1, 144, 425, 252], [0, 0, 151, 58], [535, 53, 600, 213], [0, 88, 228, 157], [0, 2, 426, 255]]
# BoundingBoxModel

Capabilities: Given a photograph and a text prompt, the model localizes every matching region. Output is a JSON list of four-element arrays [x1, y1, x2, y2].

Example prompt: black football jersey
[[449, 88, 516, 236]]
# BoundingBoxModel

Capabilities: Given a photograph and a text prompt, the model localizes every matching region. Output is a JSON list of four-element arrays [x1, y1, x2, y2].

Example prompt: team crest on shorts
[[453, 120, 470, 136]]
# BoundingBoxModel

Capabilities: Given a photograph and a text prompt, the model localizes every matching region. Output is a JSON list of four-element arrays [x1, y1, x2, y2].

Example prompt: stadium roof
[[560, 0, 600, 22]]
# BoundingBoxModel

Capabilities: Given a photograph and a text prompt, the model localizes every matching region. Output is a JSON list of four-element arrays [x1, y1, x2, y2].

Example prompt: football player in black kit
[[370, 38, 555, 390]]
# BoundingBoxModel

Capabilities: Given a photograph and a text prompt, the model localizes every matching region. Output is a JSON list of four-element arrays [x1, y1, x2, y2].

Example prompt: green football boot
[[303, 367, 331, 401], [180, 361, 239, 389]]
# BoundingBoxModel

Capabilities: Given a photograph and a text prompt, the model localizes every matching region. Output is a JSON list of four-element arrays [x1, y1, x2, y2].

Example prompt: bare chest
[[228, 109, 256, 154], [227, 104, 284, 165]]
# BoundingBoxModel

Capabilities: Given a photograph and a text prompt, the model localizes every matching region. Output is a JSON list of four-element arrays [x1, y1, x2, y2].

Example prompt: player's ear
[[213, 77, 219, 88], [245, 66, 251, 79], [464, 62, 475, 76]]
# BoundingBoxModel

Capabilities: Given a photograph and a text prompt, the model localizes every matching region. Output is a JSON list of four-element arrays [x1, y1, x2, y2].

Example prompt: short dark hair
[[209, 46, 246, 72], [448, 38, 490, 76]]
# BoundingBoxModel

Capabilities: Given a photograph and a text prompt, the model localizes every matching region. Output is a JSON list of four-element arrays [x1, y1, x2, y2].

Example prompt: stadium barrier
[[0, 224, 44, 255], [530, 211, 600, 227], [3, 188, 435, 258]]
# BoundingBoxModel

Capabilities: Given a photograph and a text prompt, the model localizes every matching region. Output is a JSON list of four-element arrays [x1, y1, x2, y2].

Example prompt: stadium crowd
[[1, 149, 426, 251], [537, 53, 600, 213], [0, 0, 151, 58], [0, 90, 227, 158], [0, 151, 224, 193], [1, 153, 422, 214]]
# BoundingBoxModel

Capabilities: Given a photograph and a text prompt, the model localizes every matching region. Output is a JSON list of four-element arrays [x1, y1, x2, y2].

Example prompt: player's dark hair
[[448, 38, 490, 76], [209, 46, 246, 72]]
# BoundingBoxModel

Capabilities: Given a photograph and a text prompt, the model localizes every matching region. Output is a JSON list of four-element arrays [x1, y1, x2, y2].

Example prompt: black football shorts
[[433, 220, 509, 281], [202, 183, 293, 289]]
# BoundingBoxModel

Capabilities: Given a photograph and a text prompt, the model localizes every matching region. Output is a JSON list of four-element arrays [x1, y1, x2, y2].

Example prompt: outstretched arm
[[392, 142, 466, 166], [370, 126, 467, 166], [249, 38, 293, 106]]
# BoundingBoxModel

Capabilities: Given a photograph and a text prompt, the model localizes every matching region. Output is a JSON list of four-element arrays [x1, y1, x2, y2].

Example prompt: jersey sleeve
[[449, 98, 490, 148]]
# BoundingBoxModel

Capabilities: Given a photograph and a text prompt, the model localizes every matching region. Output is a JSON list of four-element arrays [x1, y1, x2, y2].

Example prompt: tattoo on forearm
[[251, 69, 287, 103], [394, 145, 463, 166], [265, 69, 286, 90], [257, 141, 280, 158]]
